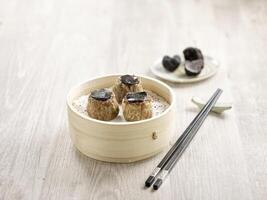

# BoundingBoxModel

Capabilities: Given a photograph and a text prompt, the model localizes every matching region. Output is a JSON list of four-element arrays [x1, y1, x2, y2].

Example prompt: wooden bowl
[[67, 75, 176, 163]]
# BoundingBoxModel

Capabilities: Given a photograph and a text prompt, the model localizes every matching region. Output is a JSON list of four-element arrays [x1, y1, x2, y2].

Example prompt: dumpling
[[122, 91, 152, 121], [87, 88, 119, 121], [112, 75, 143, 104]]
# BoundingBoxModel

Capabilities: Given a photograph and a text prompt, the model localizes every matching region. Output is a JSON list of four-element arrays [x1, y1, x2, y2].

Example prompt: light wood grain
[[0, 0, 266, 199]]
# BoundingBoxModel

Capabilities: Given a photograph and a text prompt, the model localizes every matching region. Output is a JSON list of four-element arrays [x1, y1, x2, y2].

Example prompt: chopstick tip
[[153, 179, 163, 190], [217, 88, 223, 92], [145, 176, 155, 187]]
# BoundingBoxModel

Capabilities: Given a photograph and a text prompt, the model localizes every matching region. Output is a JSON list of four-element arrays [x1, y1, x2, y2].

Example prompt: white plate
[[150, 56, 219, 83]]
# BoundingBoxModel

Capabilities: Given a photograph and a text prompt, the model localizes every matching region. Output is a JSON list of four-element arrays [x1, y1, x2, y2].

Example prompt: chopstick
[[152, 88, 223, 190], [145, 88, 223, 187]]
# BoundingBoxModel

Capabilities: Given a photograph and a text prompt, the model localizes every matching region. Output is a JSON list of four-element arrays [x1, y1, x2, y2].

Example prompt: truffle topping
[[126, 91, 148, 103], [120, 75, 139, 85], [90, 88, 112, 101]]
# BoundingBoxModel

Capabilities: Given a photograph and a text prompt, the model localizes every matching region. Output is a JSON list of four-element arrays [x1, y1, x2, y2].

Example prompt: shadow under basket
[[67, 74, 176, 163]]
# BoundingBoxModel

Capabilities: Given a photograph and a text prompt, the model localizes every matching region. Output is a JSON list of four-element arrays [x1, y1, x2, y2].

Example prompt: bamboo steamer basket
[[67, 74, 176, 163]]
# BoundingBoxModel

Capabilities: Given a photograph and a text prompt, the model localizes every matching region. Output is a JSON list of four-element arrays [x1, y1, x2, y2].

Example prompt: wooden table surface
[[1, 0, 267, 199]]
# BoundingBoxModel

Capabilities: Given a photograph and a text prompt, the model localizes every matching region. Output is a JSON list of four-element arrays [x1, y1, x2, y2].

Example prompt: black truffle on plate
[[112, 75, 143, 104], [87, 88, 119, 121], [183, 47, 204, 61], [183, 47, 204, 76], [184, 59, 204, 76], [122, 91, 152, 121], [162, 55, 181, 72]]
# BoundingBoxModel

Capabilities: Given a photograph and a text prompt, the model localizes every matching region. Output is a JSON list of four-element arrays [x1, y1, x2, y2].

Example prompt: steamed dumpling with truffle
[[112, 75, 143, 104], [87, 88, 119, 121], [122, 91, 152, 121]]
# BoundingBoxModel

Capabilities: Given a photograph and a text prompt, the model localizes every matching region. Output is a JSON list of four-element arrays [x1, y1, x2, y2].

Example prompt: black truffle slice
[[162, 56, 180, 72], [184, 59, 204, 76], [183, 47, 203, 61], [120, 75, 139, 85], [90, 88, 112, 101], [126, 91, 147, 103]]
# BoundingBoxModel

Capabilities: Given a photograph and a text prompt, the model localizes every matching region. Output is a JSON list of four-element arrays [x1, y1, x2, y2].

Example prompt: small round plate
[[150, 56, 219, 83]]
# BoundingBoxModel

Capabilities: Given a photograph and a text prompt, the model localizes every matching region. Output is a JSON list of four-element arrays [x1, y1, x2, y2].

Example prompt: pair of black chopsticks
[[145, 88, 223, 190]]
